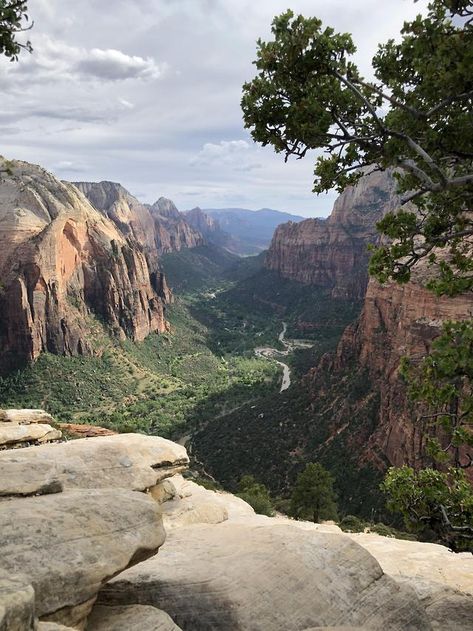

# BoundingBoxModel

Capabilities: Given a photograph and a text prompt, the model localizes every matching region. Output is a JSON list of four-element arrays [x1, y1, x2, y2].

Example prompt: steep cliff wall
[[147, 198, 204, 253], [307, 272, 473, 472], [184, 207, 232, 249], [0, 160, 169, 372], [265, 169, 400, 299], [76, 183, 203, 258]]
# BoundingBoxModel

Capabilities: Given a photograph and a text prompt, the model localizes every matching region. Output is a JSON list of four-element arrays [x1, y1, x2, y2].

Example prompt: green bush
[[237, 474, 275, 516], [338, 515, 367, 533]]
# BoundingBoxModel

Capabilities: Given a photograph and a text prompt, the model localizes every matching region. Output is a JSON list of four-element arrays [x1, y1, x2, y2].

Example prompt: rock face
[[0, 427, 471, 630], [265, 169, 400, 299], [0, 407, 62, 450], [99, 522, 433, 631], [307, 273, 473, 472], [0, 489, 165, 625], [0, 433, 189, 492], [147, 198, 204, 253], [184, 207, 232, 250], [75, 182, 202, 268], [0, 159, 169, 372]]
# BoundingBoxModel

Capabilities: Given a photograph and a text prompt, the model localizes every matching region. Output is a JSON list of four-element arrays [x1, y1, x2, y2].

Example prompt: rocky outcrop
[[184, 207, 232, 250], [0, 408, 62, 450], [307, 273, 473, 472], [147, 198, 204, 253], [58, 423, 117, 438], [0, 431, 182, 628], [1, 489, 165, 626], [0, 432, 189, 492], [99, 522, 435, 630], [0, 159, 169, 372], [265, 169, 400, 299], [0, 427, 471, 630]]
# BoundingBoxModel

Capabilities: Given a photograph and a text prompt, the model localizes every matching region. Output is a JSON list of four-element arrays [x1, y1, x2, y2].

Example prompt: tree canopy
[[381, 465, 473, 550], [242, 0, 473, 294], [401, 320, 473, 469], [290, 462, 338, 523], [0, 1, 32, 61], [237, 474, 275, 516]]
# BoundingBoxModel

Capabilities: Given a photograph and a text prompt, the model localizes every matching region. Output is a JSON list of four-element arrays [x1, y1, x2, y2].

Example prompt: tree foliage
[[242, 0, 473, 294], [237, 474, 275, 516], [0, 1, 32, 61], [290, 462, 338, 522], [381, 465, 473, 551], [401, 320, 473, 468]]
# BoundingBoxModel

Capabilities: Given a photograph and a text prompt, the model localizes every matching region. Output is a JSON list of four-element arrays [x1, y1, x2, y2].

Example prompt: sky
[[0, 0, 429, 217]]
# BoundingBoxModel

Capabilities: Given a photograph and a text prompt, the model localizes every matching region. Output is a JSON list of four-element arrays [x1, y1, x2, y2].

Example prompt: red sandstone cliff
[[307, 271, 473, 472], [75, 183, 203, 258], [0, 160, 169, 372], [265, 169, 400, 299]]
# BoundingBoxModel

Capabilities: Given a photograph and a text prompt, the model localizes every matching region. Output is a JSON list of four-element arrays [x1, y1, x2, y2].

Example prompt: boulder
[[87, 604, 182, 630], [98, 522, 432, 630], [59, 424, 117, 438], [346, 533, 473, 596], [154, 476, 256, 529], [0, 434, 188, 492], [0, 456, 62, 497], [0, 572, 35, 631], [0, 423, 62, 448], [0, 488, 165, 626], [396, 578, 473, 631], [0, 409, 55, 424]]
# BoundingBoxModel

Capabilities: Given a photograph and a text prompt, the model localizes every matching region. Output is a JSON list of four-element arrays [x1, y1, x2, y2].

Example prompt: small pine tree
[[290, 463, 338, 523]]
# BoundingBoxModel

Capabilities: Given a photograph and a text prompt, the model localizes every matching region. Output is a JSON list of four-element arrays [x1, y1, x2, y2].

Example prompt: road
[[255, 321, 292, 393]]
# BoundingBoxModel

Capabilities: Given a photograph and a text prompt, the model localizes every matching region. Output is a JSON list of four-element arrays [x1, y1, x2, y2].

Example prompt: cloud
[[75, 48, 164, 80], [3, 36, 166, 84], [191, 140, 261, 169]]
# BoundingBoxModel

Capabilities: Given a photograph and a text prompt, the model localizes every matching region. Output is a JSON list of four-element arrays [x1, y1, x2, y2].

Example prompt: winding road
[[255, 321, 293, 393]]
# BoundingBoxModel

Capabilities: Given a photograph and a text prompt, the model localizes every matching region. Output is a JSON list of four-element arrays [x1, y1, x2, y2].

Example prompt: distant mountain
[[183, 207, 233, 251], [198, 208, 305, 256]]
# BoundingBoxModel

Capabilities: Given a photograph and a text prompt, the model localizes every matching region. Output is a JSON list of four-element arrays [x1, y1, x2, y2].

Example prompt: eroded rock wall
[[265, 169, 399, 299], [0, 160, 169, 372]]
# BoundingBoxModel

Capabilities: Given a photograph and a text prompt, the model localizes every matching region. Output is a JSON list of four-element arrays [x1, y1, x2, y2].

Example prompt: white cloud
[[3, 36, 165, 84], [76, 48, 165, 81]]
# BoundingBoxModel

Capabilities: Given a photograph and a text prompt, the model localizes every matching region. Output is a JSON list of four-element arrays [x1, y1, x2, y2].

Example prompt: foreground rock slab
[[99, 522, 431, 631], [0, 488, 165, 626], [87, 604, 182, 630], [0, 571, 35, 631], [0, 456, 62, 497], [0, 409, 55, 424], [0, 422, 62, 448], [0, 433, 188, 492]]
